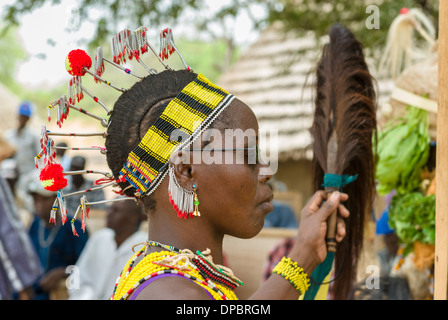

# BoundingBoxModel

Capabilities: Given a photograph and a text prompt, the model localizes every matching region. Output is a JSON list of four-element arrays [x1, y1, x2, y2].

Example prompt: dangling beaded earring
[[168, 164, 199, 219], [193, 184, 200, 217]]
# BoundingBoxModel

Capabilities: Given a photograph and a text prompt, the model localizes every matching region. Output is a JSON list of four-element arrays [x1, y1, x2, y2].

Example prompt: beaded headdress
[[35, 26, 234, 235], [121, 74, 233, 197]]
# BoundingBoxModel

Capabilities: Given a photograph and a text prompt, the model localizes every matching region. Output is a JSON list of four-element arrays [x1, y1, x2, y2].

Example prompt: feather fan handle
[[310, 24, 377, 300]]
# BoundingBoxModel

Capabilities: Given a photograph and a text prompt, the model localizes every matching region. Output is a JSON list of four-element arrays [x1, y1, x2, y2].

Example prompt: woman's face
[[191, 99, 273, 238]]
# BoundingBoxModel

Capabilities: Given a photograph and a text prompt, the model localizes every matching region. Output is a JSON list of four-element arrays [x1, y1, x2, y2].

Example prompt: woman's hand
[[39, 267, 66, 292], [251, 190, 350, 300], [289, 190, 350, 275]]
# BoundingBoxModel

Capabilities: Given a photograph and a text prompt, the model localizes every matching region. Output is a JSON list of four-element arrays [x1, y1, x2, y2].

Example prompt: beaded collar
[[111, 241, 242, 300], [145, 241, 243, 290]]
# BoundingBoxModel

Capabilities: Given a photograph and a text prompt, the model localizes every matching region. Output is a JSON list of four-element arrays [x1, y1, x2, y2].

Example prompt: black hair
[[106, 69, 236, 213]]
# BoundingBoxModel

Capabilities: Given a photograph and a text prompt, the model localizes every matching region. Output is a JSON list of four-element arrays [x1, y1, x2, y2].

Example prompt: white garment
[[4, 126, 41, 212], [68, 228, 147, 300], [3, 127, 40, 176]]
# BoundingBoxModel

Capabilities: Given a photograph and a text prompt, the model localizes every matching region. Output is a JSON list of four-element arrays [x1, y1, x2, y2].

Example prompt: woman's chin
[[232, 216, 268, 239], [259, 201, 274, 215]]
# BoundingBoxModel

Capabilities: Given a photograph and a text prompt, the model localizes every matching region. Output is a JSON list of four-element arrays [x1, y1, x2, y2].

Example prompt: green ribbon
[[322, 173, 358, 190]]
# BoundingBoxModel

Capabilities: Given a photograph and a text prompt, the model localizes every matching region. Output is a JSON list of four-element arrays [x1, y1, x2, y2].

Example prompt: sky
[[7, 0, 96, 88], [2, 0, 265, 89]]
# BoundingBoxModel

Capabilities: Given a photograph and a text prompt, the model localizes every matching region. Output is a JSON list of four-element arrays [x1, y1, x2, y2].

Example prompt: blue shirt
[[264, 201, 298, 229], [28, 215, 88, 299]]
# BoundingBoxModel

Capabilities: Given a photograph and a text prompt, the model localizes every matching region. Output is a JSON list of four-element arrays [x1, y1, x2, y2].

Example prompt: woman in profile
[[105, 70, 349, 300]]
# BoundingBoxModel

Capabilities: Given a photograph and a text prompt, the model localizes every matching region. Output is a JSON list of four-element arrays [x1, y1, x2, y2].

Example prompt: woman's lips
[[259, 194, 274, 213]]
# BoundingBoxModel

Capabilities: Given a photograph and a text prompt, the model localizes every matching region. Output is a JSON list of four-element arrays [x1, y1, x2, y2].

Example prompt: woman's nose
[[258, 163, 273, 183]]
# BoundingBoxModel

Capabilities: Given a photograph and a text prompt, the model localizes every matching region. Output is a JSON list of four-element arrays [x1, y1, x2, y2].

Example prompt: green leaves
[[388, 192, 435, 254], [375, 106, 430, 195], [375, 104, 435, 255]]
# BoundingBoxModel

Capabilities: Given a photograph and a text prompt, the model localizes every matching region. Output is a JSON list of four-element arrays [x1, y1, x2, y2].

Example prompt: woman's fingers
[[303, 190, 348, 215], [304, 190, 327, 214], [315, 191, 348, 221], [316, 193, 349, 243], [338, 203, 350, 218], [335, 216, 347, 243]]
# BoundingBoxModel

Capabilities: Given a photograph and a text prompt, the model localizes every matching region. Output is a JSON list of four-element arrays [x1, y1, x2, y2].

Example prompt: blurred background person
[[55, 142, 72, 171], [0, 137, 42, 300], [27, 172, 88, 300], [64, 155, 106, 216], [3, 101, 41, 213], [69, 197, 147, 300], [264, 181, 298, 229], [376, 210, 399, 277], [0, 158, 18, 198]]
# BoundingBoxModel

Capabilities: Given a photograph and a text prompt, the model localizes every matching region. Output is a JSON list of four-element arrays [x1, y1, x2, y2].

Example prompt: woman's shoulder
[[130, 273, 213, 300]]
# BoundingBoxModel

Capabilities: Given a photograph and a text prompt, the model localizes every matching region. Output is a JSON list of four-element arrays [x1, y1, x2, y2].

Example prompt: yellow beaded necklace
[[111, 243, 239, 300]]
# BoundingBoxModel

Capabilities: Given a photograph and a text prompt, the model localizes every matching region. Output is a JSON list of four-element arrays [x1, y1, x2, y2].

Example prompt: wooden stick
[[435, 0, 448, 300], [325, 134, 338, 253], [83, 68, 127, 92], [47, 131, 107, 138], [325, 191, 338, 253], [103, 58, 144, 79], [63, 170, 112, 177]]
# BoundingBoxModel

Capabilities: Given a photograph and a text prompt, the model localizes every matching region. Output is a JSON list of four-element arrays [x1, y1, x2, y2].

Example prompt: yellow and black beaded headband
[[35, 26, 233, 235], [120, 73, 234, 197]]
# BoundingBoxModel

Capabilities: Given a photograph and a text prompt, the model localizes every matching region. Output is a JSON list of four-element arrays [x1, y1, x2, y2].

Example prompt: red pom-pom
[[399, 7, 410, 15], [66, 49, 92, 76], [39, 163, 68, 191]]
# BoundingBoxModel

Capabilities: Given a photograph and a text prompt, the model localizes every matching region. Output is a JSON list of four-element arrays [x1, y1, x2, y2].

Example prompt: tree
[[1, 0, 273, 80], [2, 0, 439, 47], [0, 24, 27, 94], [1, 0, 439, 80], [267, 0, 439, 52]]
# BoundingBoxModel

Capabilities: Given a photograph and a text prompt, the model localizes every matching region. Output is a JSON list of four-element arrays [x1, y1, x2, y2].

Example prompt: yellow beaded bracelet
[[272, 257, 310, 294]]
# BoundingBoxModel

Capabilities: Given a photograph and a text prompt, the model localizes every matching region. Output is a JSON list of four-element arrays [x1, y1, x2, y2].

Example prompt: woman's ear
[[170, 150, 194, 187]]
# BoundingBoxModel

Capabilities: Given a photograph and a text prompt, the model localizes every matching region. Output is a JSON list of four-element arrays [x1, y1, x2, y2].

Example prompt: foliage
[[375, 105, 430, 195], [388, 192, 435, 254], [0, 0, 440, 121], [1, 0, 272, 52], [268, 0, 439, 53], [21, 37, 235, 127], [0, 24, 27, 95], [1, 0, 271, 87], [1, 0, 439, 52], [177, 38, 241, 82]]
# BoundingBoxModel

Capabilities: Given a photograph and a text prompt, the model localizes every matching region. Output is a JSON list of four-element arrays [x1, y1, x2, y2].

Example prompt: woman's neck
[[147, 209, 225, 265]]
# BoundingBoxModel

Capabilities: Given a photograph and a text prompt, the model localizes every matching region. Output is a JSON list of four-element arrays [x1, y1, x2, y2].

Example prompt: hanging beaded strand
[[94, 46, 143, 79], [148, 241, 243, 290], [168, 164, 195, 219], [37, 26, 216, 238], [193, 184, 200, 217]]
